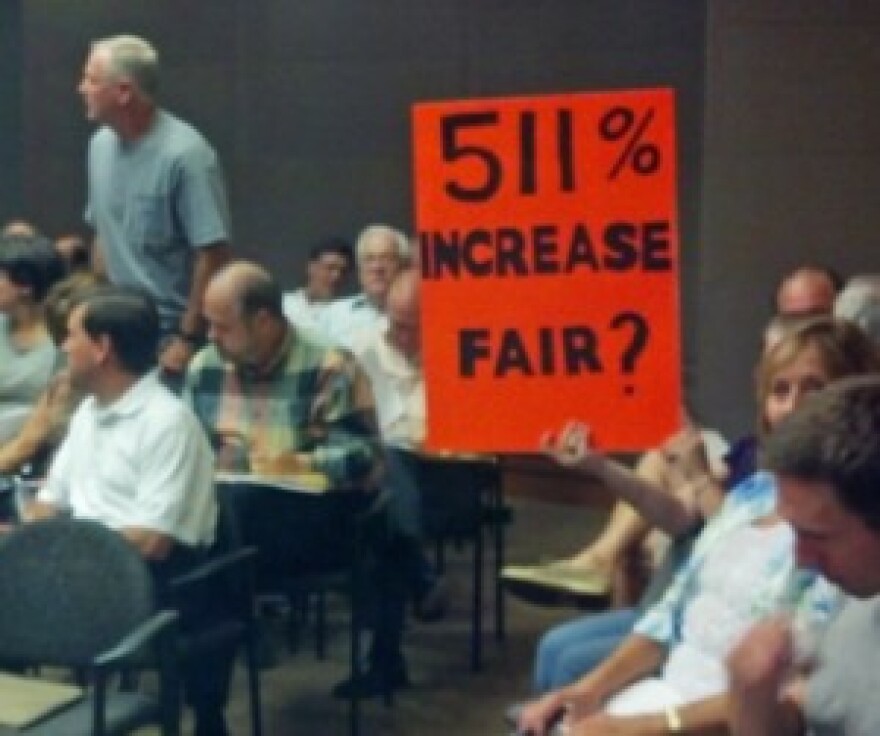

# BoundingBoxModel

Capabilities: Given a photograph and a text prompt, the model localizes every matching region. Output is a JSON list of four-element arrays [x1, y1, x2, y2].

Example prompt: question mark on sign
[[610, 311, 649, 395]]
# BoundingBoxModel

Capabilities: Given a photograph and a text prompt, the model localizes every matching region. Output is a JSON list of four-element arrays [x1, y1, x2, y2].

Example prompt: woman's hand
[[540, 421, 605, 476], [517, 692, 568, 736]]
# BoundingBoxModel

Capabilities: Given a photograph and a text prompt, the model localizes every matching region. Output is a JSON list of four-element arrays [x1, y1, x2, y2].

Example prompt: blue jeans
[[534, 607, 639, 692]]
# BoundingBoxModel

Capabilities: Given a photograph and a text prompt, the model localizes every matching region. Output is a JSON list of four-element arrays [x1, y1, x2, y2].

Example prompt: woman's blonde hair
[[755, 316, 880, 438]]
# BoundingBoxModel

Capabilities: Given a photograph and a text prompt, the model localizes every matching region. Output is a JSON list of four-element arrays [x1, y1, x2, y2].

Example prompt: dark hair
[[308, 236, 353, 264], [765, 374, 880, 531], [239, 273, 285, 322], [0, 234, 65, 303], [77, 286, 159, 375]]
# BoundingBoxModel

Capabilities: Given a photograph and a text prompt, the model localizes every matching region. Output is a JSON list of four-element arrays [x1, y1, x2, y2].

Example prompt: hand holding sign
[[413, 88, 680, 452]]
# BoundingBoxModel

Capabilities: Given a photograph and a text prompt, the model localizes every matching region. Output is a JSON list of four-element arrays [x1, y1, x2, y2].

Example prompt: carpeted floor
[[214, 496, 609, 736]]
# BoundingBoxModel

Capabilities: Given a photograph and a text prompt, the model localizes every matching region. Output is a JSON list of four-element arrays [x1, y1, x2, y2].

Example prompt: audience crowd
[[3, 31, 880, 736]]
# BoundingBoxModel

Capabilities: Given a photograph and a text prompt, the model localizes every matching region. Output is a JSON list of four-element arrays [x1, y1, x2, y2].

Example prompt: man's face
[[63, 304, 102, 391], [778, 474, 880, 597], [359, 236, 400, 303], [77, 49, 122, 124], [0, 270, 25, 313], [307, 253, 350, 301], [386, 298, 420, 361], [203, 288, 257, 366]]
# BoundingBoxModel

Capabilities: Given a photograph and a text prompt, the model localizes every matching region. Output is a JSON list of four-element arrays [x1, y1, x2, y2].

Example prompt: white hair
[[834, 274, 880, 344], [355, 224, 411, 265], [92, 34, 159, 100]]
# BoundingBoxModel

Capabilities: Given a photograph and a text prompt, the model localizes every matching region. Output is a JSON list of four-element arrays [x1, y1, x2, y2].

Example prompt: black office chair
[[420, 455, 507, 671], [0, 517, 179, 736], [163, 487, 263, 736]]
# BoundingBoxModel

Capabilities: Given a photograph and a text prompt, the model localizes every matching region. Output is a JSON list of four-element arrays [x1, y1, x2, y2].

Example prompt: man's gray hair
[[355, 224, 411, 265], [92, 34, 159, 100], [834, 274, 880, 345]]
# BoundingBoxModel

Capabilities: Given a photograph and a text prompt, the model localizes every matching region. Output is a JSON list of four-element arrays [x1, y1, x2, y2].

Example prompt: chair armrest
[[166, 546, 258, 593], [93, 609, 179, 669]]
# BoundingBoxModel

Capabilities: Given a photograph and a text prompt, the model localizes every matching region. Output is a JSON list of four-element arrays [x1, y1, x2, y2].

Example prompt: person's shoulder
[[159, 111, 214, 151], [88, 126, 117, 151]]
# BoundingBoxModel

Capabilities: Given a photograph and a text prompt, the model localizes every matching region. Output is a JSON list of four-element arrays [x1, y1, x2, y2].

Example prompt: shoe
[[413, 576, 449, 622], [502, 560, 611, 608], [502, 559, 611, 597], [331, 663, 410, 699]]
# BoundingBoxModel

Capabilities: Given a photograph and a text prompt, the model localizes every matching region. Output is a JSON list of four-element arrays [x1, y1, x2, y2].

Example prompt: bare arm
[[160, 242, 231, 373], [542, 422, 705, 535], [567, 694, 730, 735], [519, 634, 667, 735]]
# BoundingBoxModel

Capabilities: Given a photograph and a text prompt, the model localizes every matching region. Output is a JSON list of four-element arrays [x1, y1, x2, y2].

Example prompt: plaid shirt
[[184, 328, 380, 488]]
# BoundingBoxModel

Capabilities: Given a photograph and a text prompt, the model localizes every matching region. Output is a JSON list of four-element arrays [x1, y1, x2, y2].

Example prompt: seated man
[[186, 259, 380, 487], [185, 260, 389, 696], [727, 376, 880, 736], [323, 223, 410, 348], [24, 286, 222, 734], [282, 236, 353, 333]]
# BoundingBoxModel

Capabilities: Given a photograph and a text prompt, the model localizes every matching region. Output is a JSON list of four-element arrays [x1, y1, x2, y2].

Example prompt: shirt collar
[[93, 370, 161, 425]]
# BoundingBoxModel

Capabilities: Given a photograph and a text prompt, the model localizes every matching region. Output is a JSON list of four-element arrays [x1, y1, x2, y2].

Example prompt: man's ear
[[92, 332, 114, 366]]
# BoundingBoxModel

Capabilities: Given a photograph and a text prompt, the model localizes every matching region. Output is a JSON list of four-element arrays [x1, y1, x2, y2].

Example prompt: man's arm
[[160, 242, 231, 373], [119, 527, 174, 561]]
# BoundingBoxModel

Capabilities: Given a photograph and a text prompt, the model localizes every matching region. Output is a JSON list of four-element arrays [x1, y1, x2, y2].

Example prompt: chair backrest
[[0, 517, 156, 667]]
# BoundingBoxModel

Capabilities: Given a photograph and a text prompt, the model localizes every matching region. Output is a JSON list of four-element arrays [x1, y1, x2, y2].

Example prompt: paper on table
[[215, 471, 330, 494], [0, 673, 82, 728]]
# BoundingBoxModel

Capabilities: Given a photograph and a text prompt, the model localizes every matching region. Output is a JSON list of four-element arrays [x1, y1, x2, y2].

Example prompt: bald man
[[774, 265, 841, 316], [185, 260, 380, 487]]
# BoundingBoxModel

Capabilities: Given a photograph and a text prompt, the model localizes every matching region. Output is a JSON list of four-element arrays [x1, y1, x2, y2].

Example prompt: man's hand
[[727, 618, 803, 736], [159, 334, 197, 373]]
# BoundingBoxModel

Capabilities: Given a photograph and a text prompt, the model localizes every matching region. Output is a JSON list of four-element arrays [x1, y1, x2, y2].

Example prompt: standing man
[[282, 236, 353, 333], [78, 34, 231, 382], [727, 375, 880, 736], [323, 223, 410, 348]]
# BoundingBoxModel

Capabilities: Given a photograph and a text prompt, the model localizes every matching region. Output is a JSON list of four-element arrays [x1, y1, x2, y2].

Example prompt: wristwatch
[[664, 705, 684, 733]]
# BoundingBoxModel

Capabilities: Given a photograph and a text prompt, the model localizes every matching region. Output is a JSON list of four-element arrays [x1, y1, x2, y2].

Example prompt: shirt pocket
[[130, 194, 173, 251]]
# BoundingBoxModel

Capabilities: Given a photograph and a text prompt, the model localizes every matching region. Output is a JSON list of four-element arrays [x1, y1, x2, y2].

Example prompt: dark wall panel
[[0, 1, 23, 224]]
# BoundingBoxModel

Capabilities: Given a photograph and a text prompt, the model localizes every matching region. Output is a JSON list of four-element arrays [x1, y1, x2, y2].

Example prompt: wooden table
[[0, 672, 81, 732]]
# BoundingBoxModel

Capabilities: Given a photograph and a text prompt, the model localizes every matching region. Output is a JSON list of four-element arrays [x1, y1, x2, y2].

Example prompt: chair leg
[[244, 635, 264, 736], [315, 589, 327, 660], [471, 523, 483, 672]]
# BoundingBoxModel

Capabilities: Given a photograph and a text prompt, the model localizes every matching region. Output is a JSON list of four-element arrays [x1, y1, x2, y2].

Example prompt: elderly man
[[282, 236, 353, 332], [774, 265, 841, 316], [25, 286, 223, 734], [323, 223, 409, 348], [78, 34, 231, 380], [727, 376, 880, 736]]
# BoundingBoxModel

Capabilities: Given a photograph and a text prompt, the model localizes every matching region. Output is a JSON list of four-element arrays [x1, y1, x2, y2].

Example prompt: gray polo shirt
[[85, 109, 231, 332], [806, 596, 880, 736]]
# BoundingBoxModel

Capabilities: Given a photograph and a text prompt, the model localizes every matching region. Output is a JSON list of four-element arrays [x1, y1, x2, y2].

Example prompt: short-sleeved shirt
[[281, 288, 333, 333], [322, 293, 387, 349], [84, 110, 231, 332], [805, 596, 880, 736], [38, 371, 216, 548], [635, 472, 841, 647], [0, 315, 58, 442], [184, 328, 380, 488], [350, 326, 425, 449]]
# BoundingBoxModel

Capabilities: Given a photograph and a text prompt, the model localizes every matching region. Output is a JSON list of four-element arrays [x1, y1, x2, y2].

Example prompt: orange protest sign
[[412, 88, 680, 452]]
